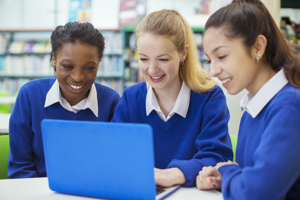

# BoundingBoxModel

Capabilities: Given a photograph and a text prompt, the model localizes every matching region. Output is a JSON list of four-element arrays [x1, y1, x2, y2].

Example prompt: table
[[0, 177, 223, 200], [0, 113, 10, 133]]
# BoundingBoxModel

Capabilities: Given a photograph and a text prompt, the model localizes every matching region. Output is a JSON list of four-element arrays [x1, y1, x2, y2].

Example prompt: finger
[[197, 175, 210, 190], [201, 166, 217, 177], [206, 176, 215, 189], [212, 177, 222, 189], [211, 173, 222, 189]]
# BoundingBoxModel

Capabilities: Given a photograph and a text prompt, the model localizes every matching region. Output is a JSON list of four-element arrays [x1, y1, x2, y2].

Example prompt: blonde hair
[[135, 9, 216, 92]]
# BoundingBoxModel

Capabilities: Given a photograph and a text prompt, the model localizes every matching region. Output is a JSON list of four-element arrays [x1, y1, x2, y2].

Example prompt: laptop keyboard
[[156, 187, 166, 195]]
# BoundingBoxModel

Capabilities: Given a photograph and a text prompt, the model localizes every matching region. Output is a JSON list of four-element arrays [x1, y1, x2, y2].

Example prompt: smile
[[150, 75, 165, 79], [221, 78, 231, 84], [69, 84, 84, 89]]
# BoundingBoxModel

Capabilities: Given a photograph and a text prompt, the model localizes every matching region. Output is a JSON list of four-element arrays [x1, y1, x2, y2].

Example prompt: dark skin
[[51, 41, 99, 106]]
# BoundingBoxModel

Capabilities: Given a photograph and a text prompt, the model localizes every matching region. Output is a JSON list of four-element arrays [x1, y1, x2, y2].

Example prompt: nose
[[148, 60, 159, 74], [71, 69, 85, 82], [209, 61, 222, 78]]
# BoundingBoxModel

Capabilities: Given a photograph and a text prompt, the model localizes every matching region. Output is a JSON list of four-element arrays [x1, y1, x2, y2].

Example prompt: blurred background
[[0, 0, 299, 136]]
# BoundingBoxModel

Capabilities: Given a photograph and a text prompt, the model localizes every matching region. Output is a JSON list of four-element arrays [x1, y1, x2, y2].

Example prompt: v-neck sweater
[[8, 78, 120, 178], [112, 82, 233, 187], [219, 83, 300, 200]]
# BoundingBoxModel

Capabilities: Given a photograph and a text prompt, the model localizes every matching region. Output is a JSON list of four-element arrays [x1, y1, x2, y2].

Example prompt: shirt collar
[[44, 80, 98, 117], [240, 69, 288, 118], [146, 81, 191, 119]]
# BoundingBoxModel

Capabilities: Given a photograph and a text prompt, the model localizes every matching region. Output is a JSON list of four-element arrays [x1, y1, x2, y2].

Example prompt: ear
[[181, 45, 189, 60], [51, 55, 56, 69], [252, 34, 267, 62]]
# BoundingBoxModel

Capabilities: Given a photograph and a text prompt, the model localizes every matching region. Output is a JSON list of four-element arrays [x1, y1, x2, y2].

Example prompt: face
[[137, 33, 185, 94], [203, 27, 260, 95], [52, 42, 99, 106]]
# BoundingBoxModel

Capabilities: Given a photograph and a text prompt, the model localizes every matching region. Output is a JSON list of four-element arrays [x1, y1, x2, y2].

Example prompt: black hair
[[204, 0, 300, 87], [50, 22, 105, 62]]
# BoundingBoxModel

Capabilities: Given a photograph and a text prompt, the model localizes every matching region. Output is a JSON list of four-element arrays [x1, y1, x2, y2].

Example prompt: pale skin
[[196, 161, 238, 190], [196, 27, 276, 190], [137, 33, 189, 187]]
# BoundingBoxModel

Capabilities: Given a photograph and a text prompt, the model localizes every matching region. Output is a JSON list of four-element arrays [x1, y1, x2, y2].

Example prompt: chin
[[227, 88, 242, 95]]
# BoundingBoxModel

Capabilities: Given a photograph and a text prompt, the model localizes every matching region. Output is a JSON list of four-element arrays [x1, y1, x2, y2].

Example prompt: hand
[[215, 160, 238, 170], [196, 166, 222, 190], [154, 167, 186, 187]]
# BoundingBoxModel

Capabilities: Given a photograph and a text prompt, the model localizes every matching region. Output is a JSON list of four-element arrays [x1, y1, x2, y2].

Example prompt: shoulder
[[20, 78, 56, 93], [270, 83, 300, 109], [261, 83, 300, 120], [191, 85, 225, 102], [122, 82, 147, 96]]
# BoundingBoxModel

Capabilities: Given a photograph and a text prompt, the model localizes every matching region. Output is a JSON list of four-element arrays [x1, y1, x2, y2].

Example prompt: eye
[[62, 65, 72, 69], [206, 60, 211, 64], [159, 59, 168, 62], [140, 58, 148, 61], [85, 66, 96, 70], [219, 55, 227, 59]]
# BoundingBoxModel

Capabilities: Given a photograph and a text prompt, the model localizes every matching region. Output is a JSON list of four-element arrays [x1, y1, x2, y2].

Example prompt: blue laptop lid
[[41, 119, 156, 200]]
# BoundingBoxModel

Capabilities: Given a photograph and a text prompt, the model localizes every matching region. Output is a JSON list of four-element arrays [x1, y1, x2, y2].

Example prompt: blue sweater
[[8, 78, 120, 178], [112, 82, 233, 187], [219, 83, 300, 200]]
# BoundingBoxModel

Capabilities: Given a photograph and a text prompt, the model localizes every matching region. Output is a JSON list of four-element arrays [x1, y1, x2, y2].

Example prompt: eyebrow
[[205, 46, 227, 57], [60, 59, 98, 65], [138, 53, 170, 57], [60, 58, 96, 63]]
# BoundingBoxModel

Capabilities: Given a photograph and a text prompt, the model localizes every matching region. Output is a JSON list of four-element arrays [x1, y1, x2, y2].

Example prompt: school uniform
[[219, 69, 300, 200], [8, 78, 120, 178], [112, 81, 233, 187]]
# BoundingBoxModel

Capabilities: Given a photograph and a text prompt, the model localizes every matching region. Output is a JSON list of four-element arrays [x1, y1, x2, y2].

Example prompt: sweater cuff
[[218, 164, 240, 175]]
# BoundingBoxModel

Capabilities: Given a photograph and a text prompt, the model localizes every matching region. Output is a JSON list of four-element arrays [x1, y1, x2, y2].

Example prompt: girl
[[8, 22, 120, 178], [112, 9, 233, 187], [196, 0, 300, 199]]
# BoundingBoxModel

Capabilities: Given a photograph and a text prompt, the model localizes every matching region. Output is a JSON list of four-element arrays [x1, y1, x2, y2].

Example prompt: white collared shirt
[[240, 69, 288, 118], [44, 80, 99, 117], [146, 81, 191, 122]]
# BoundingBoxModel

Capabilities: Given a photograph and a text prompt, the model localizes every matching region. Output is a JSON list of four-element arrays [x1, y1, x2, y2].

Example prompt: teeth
[[69, 84, 83, 89], [221, 78, 231, 84], [151, 75, 164, 80]]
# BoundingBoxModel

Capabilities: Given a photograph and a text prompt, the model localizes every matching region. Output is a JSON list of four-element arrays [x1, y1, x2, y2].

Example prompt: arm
[[219, 106, 300, 200], [154, 168, 186, 187], [168, 89, 233, 187], [8, 87, 38, 178]]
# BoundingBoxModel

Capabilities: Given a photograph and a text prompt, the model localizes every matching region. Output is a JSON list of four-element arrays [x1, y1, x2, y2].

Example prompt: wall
[[0, 0, 119, 29], [0, 0, 233, 29]]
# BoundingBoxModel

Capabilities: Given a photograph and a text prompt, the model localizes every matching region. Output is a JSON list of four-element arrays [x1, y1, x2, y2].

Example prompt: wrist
[[171, 167, 186, 185]]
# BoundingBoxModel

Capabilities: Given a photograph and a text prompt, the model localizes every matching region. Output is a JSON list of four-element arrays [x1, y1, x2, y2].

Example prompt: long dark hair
[[204, 0, 300, 87]]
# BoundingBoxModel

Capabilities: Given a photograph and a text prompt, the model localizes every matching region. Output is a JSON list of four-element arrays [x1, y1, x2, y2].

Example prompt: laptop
[[41, 119, 180, 200]]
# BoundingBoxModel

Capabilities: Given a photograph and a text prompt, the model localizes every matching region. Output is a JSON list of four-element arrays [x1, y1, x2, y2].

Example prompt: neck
[[247, 63, 276, 96], [153, 79, 182, 117]]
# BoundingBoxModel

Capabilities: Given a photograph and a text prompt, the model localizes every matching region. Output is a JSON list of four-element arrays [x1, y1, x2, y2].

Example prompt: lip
[[68, 83, 85, 93], [149, 74, 165, 82], [219, 77, 232, 88]]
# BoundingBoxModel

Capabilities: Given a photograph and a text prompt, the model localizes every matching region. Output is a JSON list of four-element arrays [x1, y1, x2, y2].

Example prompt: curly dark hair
[[50, 21, 105, 62]]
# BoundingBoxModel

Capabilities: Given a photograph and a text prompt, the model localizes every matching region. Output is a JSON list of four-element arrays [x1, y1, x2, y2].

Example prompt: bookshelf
[[0, 29, 124, 95], [122, 26, 210, 87]]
